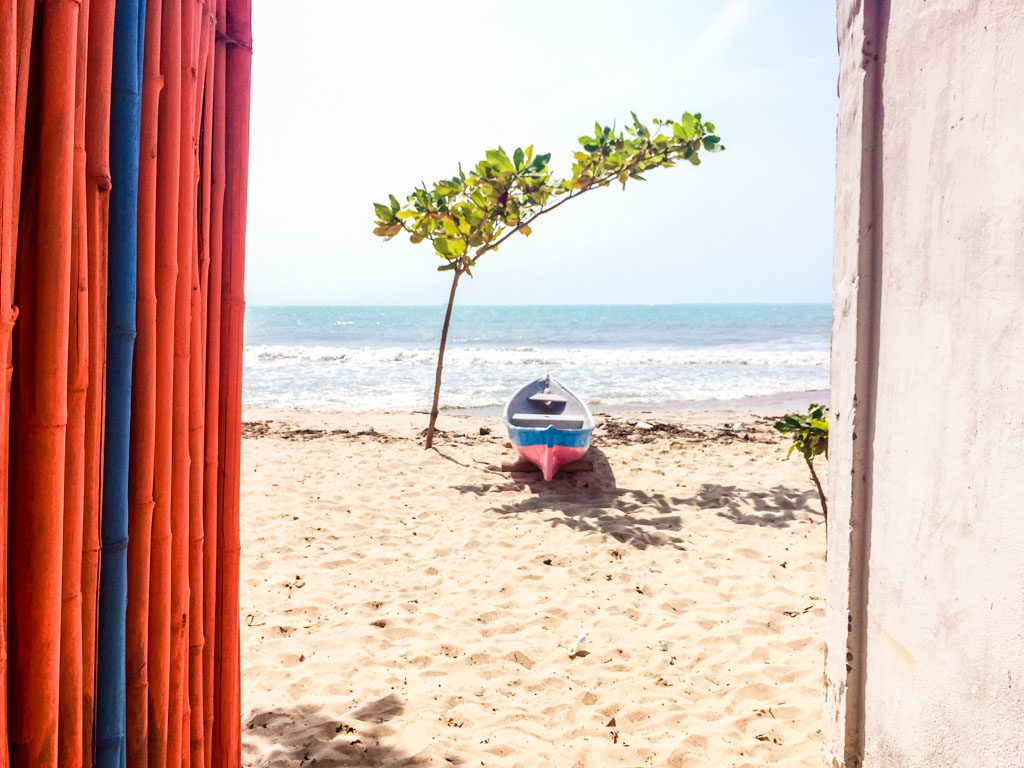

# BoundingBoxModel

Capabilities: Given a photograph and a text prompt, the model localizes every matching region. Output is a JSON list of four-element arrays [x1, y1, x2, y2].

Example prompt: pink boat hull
[[516, 443, 590, 481]]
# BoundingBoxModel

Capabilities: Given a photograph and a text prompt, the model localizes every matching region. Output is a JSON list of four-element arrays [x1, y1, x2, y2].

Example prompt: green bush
[[775, 404, 828, 520]]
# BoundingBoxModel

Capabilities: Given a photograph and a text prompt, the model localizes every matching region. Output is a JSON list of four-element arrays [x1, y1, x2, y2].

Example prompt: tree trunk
[[425, 269, 461, 449], [806, 456, 827, 522]]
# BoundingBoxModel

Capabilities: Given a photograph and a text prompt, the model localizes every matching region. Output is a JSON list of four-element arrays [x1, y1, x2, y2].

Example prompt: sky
[[246, 0, 838, 306]]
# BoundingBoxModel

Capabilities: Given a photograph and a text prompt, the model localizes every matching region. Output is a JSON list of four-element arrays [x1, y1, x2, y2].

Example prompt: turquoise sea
[[243, 305, 830, 412]]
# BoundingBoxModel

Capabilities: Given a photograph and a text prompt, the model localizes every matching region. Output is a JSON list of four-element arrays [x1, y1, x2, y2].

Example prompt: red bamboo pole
[[0, 6, 16, 376], [0, 7, 37, 764], [126, 1, 162, 764], [0, 5, 25, 764], [169, 0, 200, 762], [8, 0, 80, 765], [213, 3, 251, 764], [149, 0, 182, 763], [82, 2, 116, 763], [60, 4, 92, 765], [0, 19, 10, 767], [202, 26, 226, 766], [188, 3, 215, 764]]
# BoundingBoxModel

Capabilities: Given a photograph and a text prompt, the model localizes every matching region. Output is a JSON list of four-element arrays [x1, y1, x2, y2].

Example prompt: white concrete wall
[[827, 2, 1024, 766]]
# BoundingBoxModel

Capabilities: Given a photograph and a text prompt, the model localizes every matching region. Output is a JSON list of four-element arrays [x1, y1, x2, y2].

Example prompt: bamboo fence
[[0, 0, 251, 765]]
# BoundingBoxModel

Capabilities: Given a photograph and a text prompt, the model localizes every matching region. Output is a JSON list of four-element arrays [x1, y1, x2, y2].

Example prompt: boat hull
[[507, 425, 592, 481]]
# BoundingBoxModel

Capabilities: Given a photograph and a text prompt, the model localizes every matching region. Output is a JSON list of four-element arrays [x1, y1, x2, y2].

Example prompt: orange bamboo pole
[[60, 3, 92, 765], [202, 27, 226, 766], [187, 3, 215, 764], [8, 0, 80, 765], [81, 2, 116, 763], [0, 6, 16, 386], [0, 6, 37, 763], [213, 3, 251, 764], [149, 0, 182, 763], [169, 0, 200, 762], [0, 4, 26, 764], [0, 18, 10, 766], [0, 5, 32, 762], [126, 0, 162, 764]]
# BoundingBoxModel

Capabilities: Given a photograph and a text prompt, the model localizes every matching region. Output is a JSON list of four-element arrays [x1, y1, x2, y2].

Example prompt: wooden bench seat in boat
[[510, 413, 585, 429], [528, 392, 568, 405]]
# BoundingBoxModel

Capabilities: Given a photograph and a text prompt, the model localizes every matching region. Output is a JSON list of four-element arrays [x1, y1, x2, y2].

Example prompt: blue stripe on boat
[[507, 425, 593, 449]]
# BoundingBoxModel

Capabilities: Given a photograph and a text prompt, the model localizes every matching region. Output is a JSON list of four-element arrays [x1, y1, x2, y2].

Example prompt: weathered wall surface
[[828, 2, 1024, 766]]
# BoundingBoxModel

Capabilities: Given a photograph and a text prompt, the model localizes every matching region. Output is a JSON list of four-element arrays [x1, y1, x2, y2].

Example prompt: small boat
[[503, 374, 595, 481]]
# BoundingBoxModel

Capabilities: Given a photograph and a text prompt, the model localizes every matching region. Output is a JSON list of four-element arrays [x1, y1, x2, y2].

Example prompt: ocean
[[243, 305, 830, 413]]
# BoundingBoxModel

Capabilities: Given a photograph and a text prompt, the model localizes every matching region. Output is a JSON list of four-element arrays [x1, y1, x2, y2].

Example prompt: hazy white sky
[[246, 0, 837, 306]]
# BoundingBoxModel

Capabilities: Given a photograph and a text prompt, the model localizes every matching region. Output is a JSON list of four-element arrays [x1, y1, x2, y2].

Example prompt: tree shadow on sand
[[243, 694, 465, 767], [452, 447, 822, 550]]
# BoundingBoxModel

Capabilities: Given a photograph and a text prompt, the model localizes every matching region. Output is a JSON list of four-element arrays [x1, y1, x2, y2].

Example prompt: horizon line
[[246, 301, 833, 309]]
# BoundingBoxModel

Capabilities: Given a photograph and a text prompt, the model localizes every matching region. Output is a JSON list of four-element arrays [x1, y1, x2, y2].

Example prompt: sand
[[238, 409, 826, 768]]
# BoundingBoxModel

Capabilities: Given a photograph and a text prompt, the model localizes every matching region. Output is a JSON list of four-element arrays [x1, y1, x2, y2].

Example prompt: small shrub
[[775, 404, 828, 520]]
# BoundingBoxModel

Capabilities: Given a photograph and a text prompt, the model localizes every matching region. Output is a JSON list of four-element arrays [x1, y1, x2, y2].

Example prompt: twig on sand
[[429, 447, 506, 476]]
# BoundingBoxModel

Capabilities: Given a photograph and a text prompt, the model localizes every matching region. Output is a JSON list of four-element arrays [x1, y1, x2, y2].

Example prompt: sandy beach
[[238, 409, 826, 767]]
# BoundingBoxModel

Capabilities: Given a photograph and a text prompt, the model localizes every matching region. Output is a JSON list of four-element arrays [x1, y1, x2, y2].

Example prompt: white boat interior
[[504, 375, 594, 431]]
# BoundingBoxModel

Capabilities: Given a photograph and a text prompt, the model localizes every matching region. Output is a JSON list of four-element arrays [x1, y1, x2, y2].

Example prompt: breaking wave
[[243, 344, 828, 369]]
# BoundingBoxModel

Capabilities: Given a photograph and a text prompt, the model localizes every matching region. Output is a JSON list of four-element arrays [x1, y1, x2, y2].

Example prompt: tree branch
[[472, 140, 691, 263]]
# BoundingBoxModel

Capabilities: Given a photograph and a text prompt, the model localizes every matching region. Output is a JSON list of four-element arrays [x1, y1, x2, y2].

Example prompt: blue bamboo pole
[[96, 0, 145, 765]]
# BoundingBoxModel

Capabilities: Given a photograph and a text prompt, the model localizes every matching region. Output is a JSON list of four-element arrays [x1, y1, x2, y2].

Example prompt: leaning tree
[[373, 112, 724, 448]]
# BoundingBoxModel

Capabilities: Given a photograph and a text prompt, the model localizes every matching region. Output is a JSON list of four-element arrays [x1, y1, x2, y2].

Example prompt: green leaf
[[671, 112, 700, 142], [389, 194, 401, 212], [437, 262, 457, 271], [485, 147, 515, 173], [513, 147, 524, 170], [703, 135, 724, 153], [528, 153, 551, 172], [374, 203, 395, 223], [434, 237, 451, 257]]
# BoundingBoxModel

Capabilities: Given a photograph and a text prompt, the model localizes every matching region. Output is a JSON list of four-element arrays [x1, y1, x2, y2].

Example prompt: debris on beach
[[241, 420, 395, 442], [594, 415, 779, 446], [568, 632, 587, 658]]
